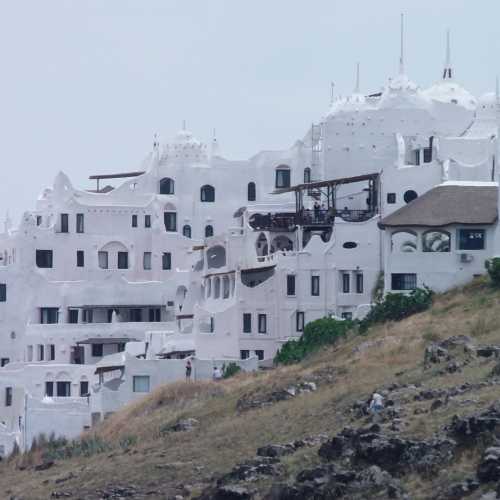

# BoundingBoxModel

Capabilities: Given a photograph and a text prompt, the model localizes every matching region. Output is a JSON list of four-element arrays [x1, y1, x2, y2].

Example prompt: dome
[[172, 129, 201, 146], [423, 81, 477, 111], [161, 128, 208, 163], [378, 74, 431, 110], [327, 93, 372, 117]]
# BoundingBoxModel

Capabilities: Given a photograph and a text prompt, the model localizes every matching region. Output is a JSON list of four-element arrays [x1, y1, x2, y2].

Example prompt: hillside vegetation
[[3, 277, 500, 499]]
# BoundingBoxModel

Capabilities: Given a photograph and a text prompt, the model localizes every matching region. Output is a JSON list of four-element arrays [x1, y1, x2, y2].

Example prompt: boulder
[[448, 404, 500, 444], [478, 446, 500, 483]]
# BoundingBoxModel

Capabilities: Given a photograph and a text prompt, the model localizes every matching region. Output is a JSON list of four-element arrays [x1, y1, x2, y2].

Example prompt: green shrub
[[274, 317, 353, 365], [485, 258, 500, 286], [222, 362, 241, 379], [359, 286, 433, 333]]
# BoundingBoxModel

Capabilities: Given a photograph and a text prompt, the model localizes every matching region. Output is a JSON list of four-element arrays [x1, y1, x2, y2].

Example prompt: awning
[[94, 352, 127, 375], [77, 337, 137, 345], [272, 173, 379, 194]]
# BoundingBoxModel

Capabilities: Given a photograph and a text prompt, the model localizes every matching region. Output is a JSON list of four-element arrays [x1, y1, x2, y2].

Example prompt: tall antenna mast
[[443, 29, 452, 80], [399, 13, 405, 75], [330, 81, 335, 105], [354, 62, 360, 93]]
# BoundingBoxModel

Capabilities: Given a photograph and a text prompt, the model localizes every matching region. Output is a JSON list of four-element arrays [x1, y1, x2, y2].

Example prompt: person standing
[[185, 358, 192, 381]]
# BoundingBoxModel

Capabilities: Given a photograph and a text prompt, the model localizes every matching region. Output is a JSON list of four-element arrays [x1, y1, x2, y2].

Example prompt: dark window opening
[[45, 381, 54, 397], [458, 229, 485, 250], [0, 358, 9, 367], [60, 213, 69, 233], [118, 251, 129, 269], [423, 137, 433, 163], [159, 178, 175, 195], [80, 381, 89, 397], [77, 250, 84, 267], [92, 343, 103, 357], [275, 168, 291, 189], [243, 313, 252, 333], [162, 252, 172, 270], [5, 387, 12, 407], [391, 273, 417, 291], [82, 309, 93, 323], [129, 308, 142, 322], [240, 350, 250, 360], [36, 215, 42, 226], [56, 381, 71, 397], [304, 167, 311, 183], [258, 314, 267, 334], [286, 274, 296, 296], [255, 350, 264, 361], [247, 182, 256, 202], [356, 273, 364, 294], [387, 193, 396, 204], [296, 311, 305, 332], [200, 185, 215, 202], [40, 307, 58, 324], [145, 215, 151, 228], [343, 241, 358, 249], [311, 276, 320, 296], [341, 312, 353, 320], [0, 284, 6, 302], [205, 225, 214, 238], [403, 190, 418, 204], [149, 308, 161, 322], [49, 344, 55, 361], [36, 250, 53, 268], [68, 309, 78, 324], [76, 213, 84, 233], [164, 212, 177, 232], [132, 215, 138, 228], [183, 225, 192, 238], [342, 273, 350, 294]]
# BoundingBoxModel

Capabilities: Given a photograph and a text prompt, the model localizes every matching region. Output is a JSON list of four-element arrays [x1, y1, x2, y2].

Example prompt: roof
[[89, 171, 145, 180], [77, 337, 137, 345], [379, 184, 498, 229], [273, 173, 379, 195]]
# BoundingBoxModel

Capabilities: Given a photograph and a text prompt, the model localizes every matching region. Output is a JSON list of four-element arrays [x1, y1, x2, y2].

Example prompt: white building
[[0, 24, 499, 453]]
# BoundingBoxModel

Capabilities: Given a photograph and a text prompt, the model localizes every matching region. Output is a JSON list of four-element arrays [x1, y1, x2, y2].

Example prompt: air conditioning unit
[[460, 253, 473, 263]]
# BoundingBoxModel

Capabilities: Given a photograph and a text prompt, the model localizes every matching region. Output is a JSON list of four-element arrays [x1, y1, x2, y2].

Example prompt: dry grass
[[2, 278, 500, 498]]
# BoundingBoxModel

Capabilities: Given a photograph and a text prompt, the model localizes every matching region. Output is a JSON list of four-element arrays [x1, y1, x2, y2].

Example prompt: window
[[130, 308, 142, 322], [76, 213, 84, 233], [68, 309, 78, 324], [243, 313, 252, 333], [0, 284, 6, 302], [82, 309, 93, 323], [164, 212, 177, 232], [403, 190, 418, 204], [60, 213, 69, 233], [255, 350, 264, 361], [304, 167, 311, 183], [341, 273, 350, 293], [117, 343, 126, 352], [391, 231, 417, 253], [200, 185, 215, 202], [118, 251, 128, 269], [183, 225, 192, 238], [258, 314, 267, 334], [343, 241, 358, 249], [5, 387, 12, 407], [162, 252, 172, 270], [286, 275, 295, 296], [149, 308, 161, 322], [422, 230, 451, 252], [240, 350, 250, 360], [205, 225, 214, 238], [0, 358, 9, 367], [423, 137, 433, 163], [145, 215, 151, 228], [143, 252, 152, 270], [36, 250, 53, 268], [92, 344, 103, 357], [275, 167, 291, 189], [36, 215, 42, 226], [107, 309, 114, 323], [98, 251, 109, 269], [40, 307, 58, 324], [159, 178, 174, 195], [341, 312, 353, 320], [210, 317, 215, 333], [56, 381, 71, 397], [391, 273, 417, 291], [356, 273, 364, 294], [247, 182, 256, 202], [76, 250, 84, 267], [458, 229, 485, 251], [132, 214, 138, 228], [49, 344, 55, 361], [133, 375, 150, 393], [311, 275, 320, 296], [45, 381, 54, 397], [387, 193, 396, 204], [37, 344, 44, 361], [296, 311, 305, 332], [80, 381, 89, 397]]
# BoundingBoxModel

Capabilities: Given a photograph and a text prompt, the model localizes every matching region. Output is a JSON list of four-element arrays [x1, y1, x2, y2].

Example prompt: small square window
[[458, 229, 485, 251], [36, 250, 53, 268], [255, 350, 264, 361], [240, 350, 250, 360], [92, 343, 103, 357], [387, 193, 396, 204], [133, 375, 150, 393]]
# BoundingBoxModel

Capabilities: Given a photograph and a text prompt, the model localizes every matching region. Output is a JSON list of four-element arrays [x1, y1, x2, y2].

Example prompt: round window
[[342, 241, 358, 249], [403, 190, 418, 204]]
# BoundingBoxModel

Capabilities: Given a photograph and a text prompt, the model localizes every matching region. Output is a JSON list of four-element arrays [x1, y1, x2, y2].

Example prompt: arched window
[[182, 225, 192, 238], [403, 190, 418, 204], [200, 185, 215, 202], [275, 166, 291, 189], [391, 231, 418, 253], [304, 167, 311, 183], [159, 178, 175, 195], [422, 230, 450, 252], [247, 182, 256, 202], [205, 225, 214, 238]]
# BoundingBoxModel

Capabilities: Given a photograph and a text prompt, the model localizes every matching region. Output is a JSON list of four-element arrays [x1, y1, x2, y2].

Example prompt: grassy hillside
[[3, 277, 500, 499]]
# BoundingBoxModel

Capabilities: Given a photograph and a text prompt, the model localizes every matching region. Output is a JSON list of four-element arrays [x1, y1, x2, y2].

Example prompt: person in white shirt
[[369, 392, 384, 413], [213, 366, 223, 381]]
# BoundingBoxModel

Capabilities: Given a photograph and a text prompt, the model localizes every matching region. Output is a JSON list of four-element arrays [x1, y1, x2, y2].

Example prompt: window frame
[[162, 252, 172, 270], [387, 193, 396, 204], [131, 214, 138, 228], [159, 178, 175, 195], [5, 387, 12, 407], [117, 251, 129, 270], [60, 213, 69, 233], [183, 225, 192, 238], [311, 275, 320, 296], [341, 272, 350, 294], [164, 212, 177, 232], [143, 251, 152, 270], [0, 283, 6, 302], [76, 213, 84, 233], [258, 313, 267, 334], [144, 215, 151, 228], [200, 185, 215, 202], [36, 249, 53, 268], [76, 250, 84, 267], [242, 313, 252, 333], [98, 251, 109, 269], [391, 273, 417, 291], [92, 343, 104, 357], [275, 167, 291, 189], [286, 274, 296, 296], [356, 272, 364, 294], [247, 182, 256, 202], [457, 228, 486, 251], [296, 311, 305, 332]]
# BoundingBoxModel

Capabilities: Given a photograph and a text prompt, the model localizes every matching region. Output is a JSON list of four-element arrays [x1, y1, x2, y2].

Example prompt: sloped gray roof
[[379, 184, 498, 229]]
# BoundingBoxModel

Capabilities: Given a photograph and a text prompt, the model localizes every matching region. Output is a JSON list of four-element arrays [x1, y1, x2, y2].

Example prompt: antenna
[[182, 120, 186, 131], [496, 76, 499, 105], [330, 82, 335, 105], [443, 29, 452, 80], [355, 62, 360, 93], [399, 13, 405, 75]]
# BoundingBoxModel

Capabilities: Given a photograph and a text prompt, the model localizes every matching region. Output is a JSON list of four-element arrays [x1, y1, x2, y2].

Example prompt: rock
[[477, 346, 500, 358], [205, 485, 253, 500], [478, 447, 500, 483], [165, 418, 200, 433], [256, 444, 295, 458], [431, 399, 444, 412], [51, 493, 72, 499], [35, 461, 54, 471], [490, 362, 500, 377], [54, 473, 76, 484], [448, 403, 500, 444], [217, 456, 283, 485], [443, 478, 480, 499]]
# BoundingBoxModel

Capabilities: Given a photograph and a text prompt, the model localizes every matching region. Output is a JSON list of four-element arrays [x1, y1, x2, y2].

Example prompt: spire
[[442, 29, 453, 80], [182, 120, 186, 131], [330, 81, 335, 106], [399, 13, 405, 75], [354, 62, 360, 93]]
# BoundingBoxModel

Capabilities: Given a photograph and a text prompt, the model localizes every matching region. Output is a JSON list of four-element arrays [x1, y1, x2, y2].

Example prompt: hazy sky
[[0, 0, 498, 222]]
